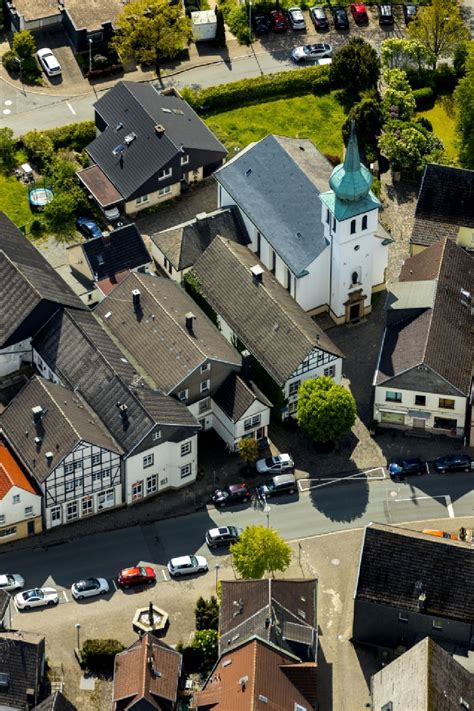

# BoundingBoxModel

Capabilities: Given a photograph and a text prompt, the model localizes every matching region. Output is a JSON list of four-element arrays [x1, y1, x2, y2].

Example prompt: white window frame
[[180, 154, 189, 166], [288, 401, 298, 415], [324, 365, 336, 378], [51, 506, 61, 523], [98, 489, 114, 509], [12, 494, 20, 504], [0, 527, 16, 538], [92, 472, 101, 483], [201, 362, 210, 373], [143, 454, 154, 468], [24, 506, 34, 516], [159, 167, 172, 181], [181, 441, 192, 457], [66, 502, 79, 521], [158, 185, 172, 197], [152, 430, 161, 441], [178, 389, 188, 402], [82, 497, 93, 516], [0, 514, 4, 524], [136, 194, 149, 206], [132, 481, 144, 500], [65, 481, 74, 493], [200, 379, 210, 394], [74, 461, 82, 470], [180, 464, 192, 479], [91, 453, 101, 466], [101, 469, 111, 480], [199, 398, 210, 414], [289, 380, 300, 397], [64, 463, 74, 475], [146, 474, 158, 495]]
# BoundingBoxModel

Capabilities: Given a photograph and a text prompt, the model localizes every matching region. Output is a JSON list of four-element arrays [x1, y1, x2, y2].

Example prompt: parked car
[[205, 526, 242, 549], [15, 587, 58, 610], [256, 453, 295, 475], [116, 566, 156, 588], [287, 6, 306, 30], [433, 454, 472, 474], [257, 473, 298, 499], [75, 216, 103, 240], [332, 6, 349, 29], [0, 574, 25, 592], [388, 458, 426, 480], [350, 2, 368, 23], [36, 48, 62, 77], [378, 4, 393, 25], [71, 577, 109, 600], [403, 3, 417, 23], [253, 14, 270, 33], [167, 555, 208, 578], [211, 483, 252, 508], [257, 436, 270, 452], [291, 43, 333, 63], [310, 6, 329, 30], [422, 529, 459, 541], [270, 9, 288, 31]]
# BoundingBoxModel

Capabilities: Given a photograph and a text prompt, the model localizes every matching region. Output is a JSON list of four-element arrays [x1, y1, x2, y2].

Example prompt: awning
[[77, 165, 122, 208], [377, 408, 405, 414], [407, 410, 431, 419]]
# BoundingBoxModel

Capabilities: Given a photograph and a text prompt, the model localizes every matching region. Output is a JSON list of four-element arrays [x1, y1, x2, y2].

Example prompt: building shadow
[[316, 639, 333, 711]]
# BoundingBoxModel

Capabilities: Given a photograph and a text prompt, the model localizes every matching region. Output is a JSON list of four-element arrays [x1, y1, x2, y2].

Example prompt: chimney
[[185, 312, 195, 332], [116, 402, 128, 419], [132, 289, 141, 312], [31, 405, 44, 423], [241, 350, 251, 378], [418, 592, 427, 612], [250, 265, 264, 284], [154, 124, 165, 136]]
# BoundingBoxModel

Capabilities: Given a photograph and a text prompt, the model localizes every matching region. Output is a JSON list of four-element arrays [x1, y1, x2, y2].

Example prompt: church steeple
[[329, 121, 373, 202]]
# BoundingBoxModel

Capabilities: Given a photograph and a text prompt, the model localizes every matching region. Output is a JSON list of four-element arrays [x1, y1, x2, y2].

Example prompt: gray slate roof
[[214, 135, 333, 276], [0, 630, 45, 709], [1, 376, 122, 484], [151, 207, 250, 271], [356, 523, 474, 622], [88, 82, 226, 200], [94, 272, 241, 393], [376, 238, 473, 394], [411, 163, 474, 248], [34, 691, 77, 711], [194, 237, 343, 386], [213, 373, 272, 422], [0, 212, 84, 347], [81, 224, 150, 281]]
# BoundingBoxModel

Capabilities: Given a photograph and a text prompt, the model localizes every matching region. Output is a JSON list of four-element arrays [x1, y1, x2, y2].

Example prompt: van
[[257, 473, 297, 499]]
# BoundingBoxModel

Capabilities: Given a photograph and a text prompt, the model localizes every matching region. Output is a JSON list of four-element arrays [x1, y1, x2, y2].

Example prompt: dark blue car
[[75, 216, 103, 240], [388, 458, 426, 480], [434, 454, 472, 474]]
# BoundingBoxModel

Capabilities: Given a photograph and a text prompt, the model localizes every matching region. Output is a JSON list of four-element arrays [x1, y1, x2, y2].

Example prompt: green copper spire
[[329, 121, 373, 202]]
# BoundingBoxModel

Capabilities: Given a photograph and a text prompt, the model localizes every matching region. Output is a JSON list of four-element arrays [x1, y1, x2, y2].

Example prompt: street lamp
[[75, 623, 81, 650], [88, 38, 93, 75], [248, 1, 252, 46], [215, 563, 220, 592], [14, 57, 24, 95]]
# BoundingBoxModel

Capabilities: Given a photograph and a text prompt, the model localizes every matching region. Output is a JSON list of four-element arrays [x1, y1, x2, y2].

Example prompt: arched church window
[[350, 219, 356, 234], [352, 271, 358, 285], [362, 215, 368, 230]]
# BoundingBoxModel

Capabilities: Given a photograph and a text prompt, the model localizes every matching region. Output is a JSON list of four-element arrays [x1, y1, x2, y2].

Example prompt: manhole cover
[[79, 676, 96, 691], [390, 490, 398, 497], [331, 558, 340, 566]]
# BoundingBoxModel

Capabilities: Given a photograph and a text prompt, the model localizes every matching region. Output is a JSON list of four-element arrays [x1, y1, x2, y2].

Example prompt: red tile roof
[[0, 444, 36, 499]]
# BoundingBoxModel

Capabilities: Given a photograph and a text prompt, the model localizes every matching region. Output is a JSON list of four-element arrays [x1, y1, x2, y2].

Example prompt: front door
[[413, 418, 425, 429], [349, 303, 361, 321], [27, 520, 35, 536], [50, 506, 62, 527]]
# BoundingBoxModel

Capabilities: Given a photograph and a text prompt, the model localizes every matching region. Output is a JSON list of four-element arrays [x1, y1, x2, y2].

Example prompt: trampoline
[[29, 187, 53, 207]]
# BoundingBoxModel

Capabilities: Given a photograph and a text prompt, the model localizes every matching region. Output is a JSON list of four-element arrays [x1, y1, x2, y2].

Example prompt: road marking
[[2, 109, 11, 115], [4, 100, 12, 106], [392, 494, 454, 518], [62, 590, 68, 603], [161, 569, 168, 582], [446, 495, 454, 519], [66, 102, 76, 115], [112, 580, 118, 591], [299, 467, 386, 492]]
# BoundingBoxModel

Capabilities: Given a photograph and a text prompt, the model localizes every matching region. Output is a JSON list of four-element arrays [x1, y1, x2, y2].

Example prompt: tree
[[230, 525, 292, 579], [195, 596, 219, 631], [378, 120, 444, 172], [342, 93, 384, 160], [454, 44, 474, 168], [192, 629, 218, 674], [296, 376, 356, 444], [407, 0, 469, 68], [12, 30, 35, 60], [330, 37, 380, 98], [381, 38, 435, 73], [0, 127, 16, 172], [22, 130, 54, 169], [238, 437, 258, 470], [112, 0, 192, 79], [43, 191, 78, 236], [382, 68, 416, 122]]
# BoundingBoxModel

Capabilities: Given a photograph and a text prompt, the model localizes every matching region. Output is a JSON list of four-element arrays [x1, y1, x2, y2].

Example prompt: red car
[[270, 10, 288, 31], [117, 566, 156, 589], [350, 2, 368, 22]]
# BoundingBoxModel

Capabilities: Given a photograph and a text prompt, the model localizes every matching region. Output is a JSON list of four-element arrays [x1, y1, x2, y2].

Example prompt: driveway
[[34, 28, 89, 94]]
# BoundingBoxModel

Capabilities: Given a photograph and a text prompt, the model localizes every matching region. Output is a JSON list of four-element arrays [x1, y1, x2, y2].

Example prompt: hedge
[[181, 65, 331, 113], [42, 122, 96, 151], [80, 639, 125, 674], [413, 87, 434, 110]]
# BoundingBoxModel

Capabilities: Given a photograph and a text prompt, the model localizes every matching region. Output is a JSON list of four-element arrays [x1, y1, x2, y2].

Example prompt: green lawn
[[0, 173, 36, 229], [418, 95, 458, 163], [205, 92, 346, 158]]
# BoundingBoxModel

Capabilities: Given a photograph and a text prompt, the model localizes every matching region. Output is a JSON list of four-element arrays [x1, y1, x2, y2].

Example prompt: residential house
[[373, 238, 473, 438], [410, 164, 474, 255], [214, 126, 389, 322], [0, 589, 11, 630], [31, 307, 199, 505], [77, 82, 227, 218], [67, 224, 151, 306], [94, 273, 271, 449], [0, 443, 42, 542], [150, 207, 250, 283], [33, 691, 77, 711], [0, 630, 45, 710], [212, 373, 272, 450], [193, 637, 318, 711], [353, 522, 474, 652], [113, 632, 182, 710], [371, 636, 474, 711], [0, 212, 85, 377], [1, 376, 123, 529], [193, 236, 344, 418]]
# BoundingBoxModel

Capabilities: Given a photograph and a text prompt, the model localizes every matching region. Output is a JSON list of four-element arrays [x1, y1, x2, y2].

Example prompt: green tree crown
[[296, 376, 356, 443], [230, 525, 292, 579]]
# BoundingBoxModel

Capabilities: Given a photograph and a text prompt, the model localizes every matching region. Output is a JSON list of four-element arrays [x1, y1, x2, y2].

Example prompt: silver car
[[291, 43, 333, 63], [256, 453, 295, 475], [287, 6, 307, 30]]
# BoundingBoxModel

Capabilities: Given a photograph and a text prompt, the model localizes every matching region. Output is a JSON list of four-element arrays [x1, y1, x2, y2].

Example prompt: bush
[[415, 116, 433, 132], [195, 596, 219, 631], [22, 131, 54, 168], [80, 639, 125, 674], [432, 63, 457, 93], [2, 50, 19, 74], [0, 127, 17, 172], [43, 121, 96, 151], [29, 219, 43, 236], [12, 30, 35, 60], [311, 71, 331, 95], [413, 86, 434, 109], [224, 3, 250, 44]]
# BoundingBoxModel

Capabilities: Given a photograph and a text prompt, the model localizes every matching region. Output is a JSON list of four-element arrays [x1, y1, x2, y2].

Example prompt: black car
[[388, 458, 426, 480], [332, 6, 349, 29], [257, 473, 297, 499], [378, 4, 394, 25], [253, 14, 270, 34], [211, 483, 252, 508], [310, 6, 329, 29], [205, 526, 242, 549], [403, 3, 417, 23], [433, 454, 472, 474]]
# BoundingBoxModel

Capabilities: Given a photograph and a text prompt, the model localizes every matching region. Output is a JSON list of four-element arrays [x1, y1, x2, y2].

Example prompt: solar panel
[[282, 621, 314, 645]]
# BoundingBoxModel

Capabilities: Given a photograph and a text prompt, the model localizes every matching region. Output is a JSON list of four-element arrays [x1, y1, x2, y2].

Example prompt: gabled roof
[[411, 164, 474, 247], [220, 579, 318, 661], [0, 212, 84, 347], [150, 207, 250, 272], [87, 82, 226, 200], [375, 239, 473, 394], [194, 637, 317, 711], [0, 443, 37, 499], [213, 373, 272, 422], [113, 633, 182, 711], [95, 272, 241, 394], [1, 376, 122, 484], [33, 690, 77, 711], [371, 637, 474, 711], [355, 523, 474, 622], [194, 237, 343, 386], [0, 630, 45, 709], [214, 134, 333, 275], [80, 224, 150, 282]]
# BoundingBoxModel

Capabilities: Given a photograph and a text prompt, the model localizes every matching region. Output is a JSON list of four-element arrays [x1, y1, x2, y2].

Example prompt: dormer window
[[159, 167, 172, 181]]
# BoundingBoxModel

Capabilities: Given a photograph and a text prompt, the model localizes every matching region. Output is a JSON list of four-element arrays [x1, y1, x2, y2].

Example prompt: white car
[[71, 577, 109, 600], [291, 43, 333, 63], [167, 555, 208, 578], [0, 574, 25, 592], [256, 453, 295, 475], [36, 48, 62, 77], [15, 587, 58, 610], [287, 6, 307, 30]]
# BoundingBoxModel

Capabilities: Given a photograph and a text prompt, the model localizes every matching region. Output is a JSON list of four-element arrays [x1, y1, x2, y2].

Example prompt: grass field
[[205, 92, 346, 158], [418, 95, 458, 163], [0, 173, 36, 229]]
